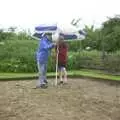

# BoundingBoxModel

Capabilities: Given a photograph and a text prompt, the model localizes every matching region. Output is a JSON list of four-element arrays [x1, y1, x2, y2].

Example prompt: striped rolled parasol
[[32, 23, 86, 40]]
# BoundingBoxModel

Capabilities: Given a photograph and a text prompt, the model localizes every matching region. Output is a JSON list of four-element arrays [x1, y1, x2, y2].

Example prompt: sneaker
[[44, 80, 48, 84], [58, 81, 64, 85], [33, 84, 48, 89], [40, 84, 48, 89]]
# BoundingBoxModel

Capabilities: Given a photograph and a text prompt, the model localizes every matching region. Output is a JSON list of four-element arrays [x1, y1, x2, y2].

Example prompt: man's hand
[[53, 42, 58, 48]]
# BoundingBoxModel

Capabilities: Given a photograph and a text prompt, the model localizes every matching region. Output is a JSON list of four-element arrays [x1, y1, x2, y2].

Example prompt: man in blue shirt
[[36, 33, 55, 88]]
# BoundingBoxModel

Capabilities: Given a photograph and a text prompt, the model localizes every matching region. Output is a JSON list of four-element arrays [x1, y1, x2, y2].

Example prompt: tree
[[102, 15, 120, 52], [82, 25, 100, 50]]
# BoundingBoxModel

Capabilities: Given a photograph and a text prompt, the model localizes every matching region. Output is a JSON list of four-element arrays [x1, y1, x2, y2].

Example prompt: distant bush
[[0, 39, 120, 73]]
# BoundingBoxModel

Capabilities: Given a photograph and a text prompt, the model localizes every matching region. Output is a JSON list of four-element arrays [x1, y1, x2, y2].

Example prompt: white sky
[[0, 0, 120, 31]]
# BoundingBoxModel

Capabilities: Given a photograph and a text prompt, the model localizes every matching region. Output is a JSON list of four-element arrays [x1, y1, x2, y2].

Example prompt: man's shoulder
[[41, 37, 49, 43]]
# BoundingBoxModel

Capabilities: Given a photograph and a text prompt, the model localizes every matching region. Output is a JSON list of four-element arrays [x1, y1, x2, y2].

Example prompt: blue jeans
[[37, 61, 47, 86]]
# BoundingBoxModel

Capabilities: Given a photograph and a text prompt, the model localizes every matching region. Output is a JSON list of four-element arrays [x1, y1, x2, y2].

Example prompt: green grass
[[68, 70, 120, 81], [0, 69, 120, 81]]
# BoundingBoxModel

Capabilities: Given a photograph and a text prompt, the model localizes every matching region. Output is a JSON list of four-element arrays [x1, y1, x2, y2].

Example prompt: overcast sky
[[0, 0, 119, 31]]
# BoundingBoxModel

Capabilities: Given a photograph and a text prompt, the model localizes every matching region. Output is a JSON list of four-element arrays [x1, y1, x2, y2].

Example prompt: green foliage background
[[0, 15, 120, 73]]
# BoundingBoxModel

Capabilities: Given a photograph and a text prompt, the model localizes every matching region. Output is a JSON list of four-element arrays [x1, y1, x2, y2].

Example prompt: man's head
[[58, 35, 64, 43]]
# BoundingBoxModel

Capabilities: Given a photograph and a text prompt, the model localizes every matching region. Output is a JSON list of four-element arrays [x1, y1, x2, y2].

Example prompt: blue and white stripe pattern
[[35, 26, 57, 32], [35, 24, 57, 33], [33, 24, 86, 40], [33, 24, 57, 39], [59, 30, 86, 40]]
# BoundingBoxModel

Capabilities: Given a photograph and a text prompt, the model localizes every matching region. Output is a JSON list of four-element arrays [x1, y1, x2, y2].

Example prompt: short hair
[[59, 35, 64, 40]]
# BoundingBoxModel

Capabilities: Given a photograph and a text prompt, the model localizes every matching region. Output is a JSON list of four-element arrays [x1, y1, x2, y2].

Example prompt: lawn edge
[[0, 74, 120, 83]]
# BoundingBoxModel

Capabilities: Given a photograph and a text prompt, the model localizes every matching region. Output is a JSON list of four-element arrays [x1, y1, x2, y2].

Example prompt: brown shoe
[[58, 81, 64, 85]]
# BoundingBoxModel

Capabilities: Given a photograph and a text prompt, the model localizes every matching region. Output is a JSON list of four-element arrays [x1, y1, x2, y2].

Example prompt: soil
[[0, 78, 120, 120]]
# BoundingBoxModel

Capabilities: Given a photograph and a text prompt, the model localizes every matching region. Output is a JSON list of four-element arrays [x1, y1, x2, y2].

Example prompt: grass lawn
[[0, 69, 120, 81]]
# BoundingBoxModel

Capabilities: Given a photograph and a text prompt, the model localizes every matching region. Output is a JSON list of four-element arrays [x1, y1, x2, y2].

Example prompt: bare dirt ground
[[0, 78, 120, 120]]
